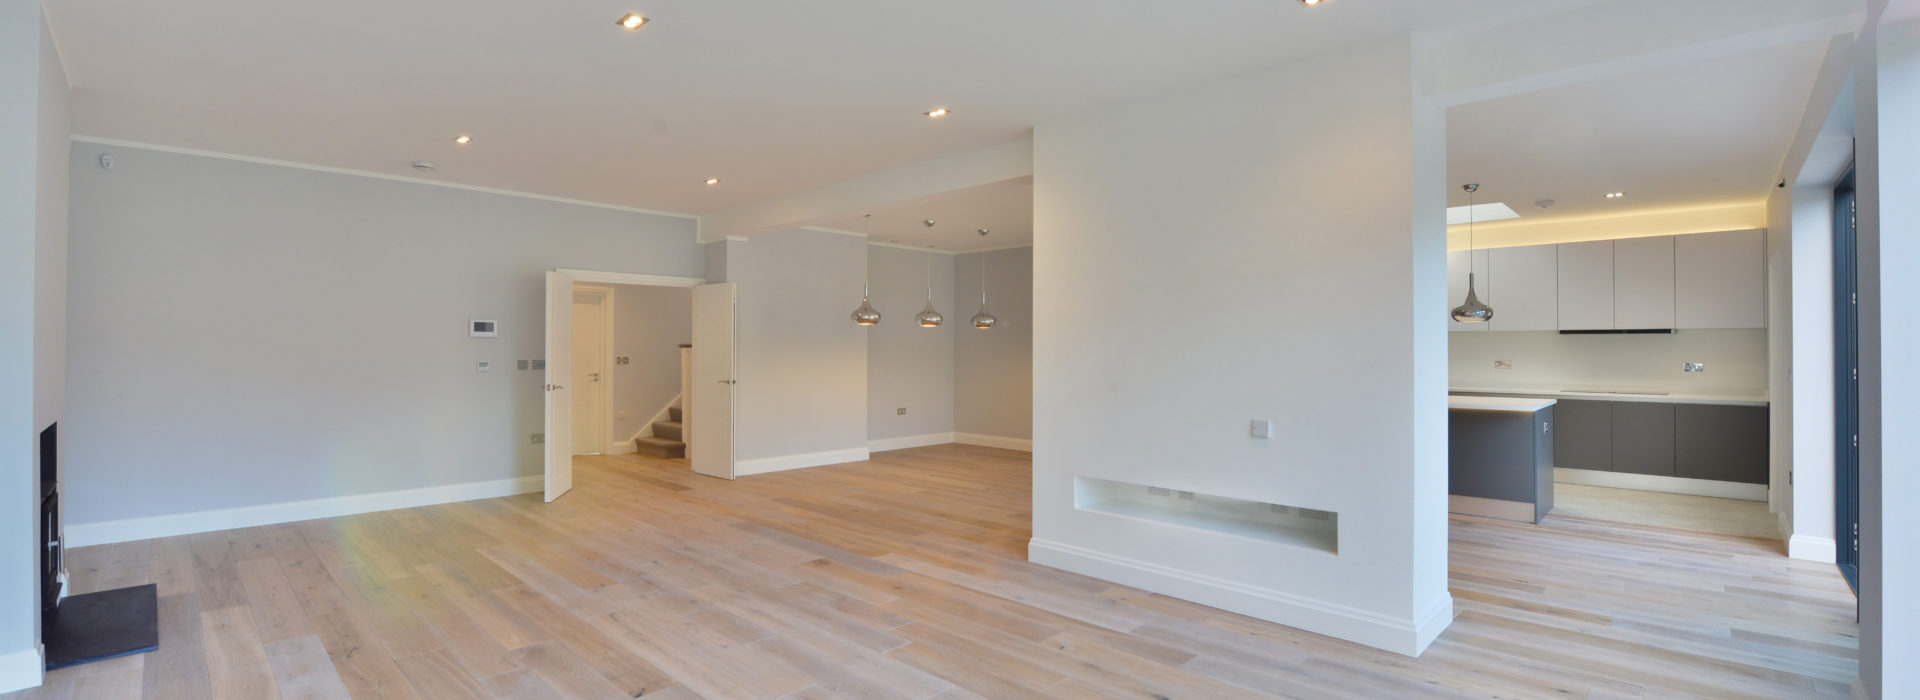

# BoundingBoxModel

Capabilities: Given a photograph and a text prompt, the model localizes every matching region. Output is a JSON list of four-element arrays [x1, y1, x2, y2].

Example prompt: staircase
[[634, 405, 685, 459]]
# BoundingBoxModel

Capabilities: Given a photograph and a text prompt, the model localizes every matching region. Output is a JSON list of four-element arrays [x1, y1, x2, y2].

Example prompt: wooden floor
[[16, 445, 1857, 699]]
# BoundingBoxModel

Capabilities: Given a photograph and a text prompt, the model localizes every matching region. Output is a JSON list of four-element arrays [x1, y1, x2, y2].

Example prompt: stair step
[[668, 405, 683, 422], [652, 420, 683, 441], [633, 436, 685, 459]]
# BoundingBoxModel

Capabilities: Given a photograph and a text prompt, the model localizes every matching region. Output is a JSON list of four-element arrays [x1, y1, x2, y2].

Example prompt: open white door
[[691, 283, 737, 479], [543, 271, 574, 501]]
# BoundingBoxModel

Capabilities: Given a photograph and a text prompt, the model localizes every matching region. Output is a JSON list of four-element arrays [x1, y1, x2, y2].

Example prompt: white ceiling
[[816, 180, 1032, 253], [1445, 38, 1832, 222], [46, 0, 1586, 216]]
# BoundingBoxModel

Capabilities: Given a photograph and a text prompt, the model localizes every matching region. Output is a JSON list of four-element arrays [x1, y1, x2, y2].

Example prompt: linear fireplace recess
[[40, 422, 160, 670]]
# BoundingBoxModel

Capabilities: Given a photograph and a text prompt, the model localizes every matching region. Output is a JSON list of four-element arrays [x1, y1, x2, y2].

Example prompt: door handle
[[716, 379, 736, 385], [589, 372, 600, 382], [546, 384, 565, 391]]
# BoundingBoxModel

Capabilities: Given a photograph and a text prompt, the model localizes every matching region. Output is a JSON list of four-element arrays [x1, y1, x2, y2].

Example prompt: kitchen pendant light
[[916, 246, 944, 327], [1451, 183, 1495, 324], [850, 214, 882, 326], [971, 250, 996, 329]]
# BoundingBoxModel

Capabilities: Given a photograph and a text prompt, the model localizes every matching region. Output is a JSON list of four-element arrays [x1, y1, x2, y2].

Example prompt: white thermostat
[[470, 319, 498, 338]]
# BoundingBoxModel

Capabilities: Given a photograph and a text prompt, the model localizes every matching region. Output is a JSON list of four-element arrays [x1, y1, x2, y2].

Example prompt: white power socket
[[1250, 419, 1272, 439]]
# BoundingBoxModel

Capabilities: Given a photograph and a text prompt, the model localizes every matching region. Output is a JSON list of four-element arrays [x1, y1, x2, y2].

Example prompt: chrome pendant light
[[916, 245, 944, 328], [971, 250, 996, 329], [851, 214, 882, 326], [1450, 183, 1495, 323]]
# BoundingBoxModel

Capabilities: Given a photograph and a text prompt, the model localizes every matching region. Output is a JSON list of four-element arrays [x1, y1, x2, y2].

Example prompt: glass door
[[1833, 167, 1860, 594]]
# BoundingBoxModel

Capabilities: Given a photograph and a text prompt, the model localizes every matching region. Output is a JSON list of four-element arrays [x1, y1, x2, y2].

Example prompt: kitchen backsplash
[[1449, 329, 1768, 395]]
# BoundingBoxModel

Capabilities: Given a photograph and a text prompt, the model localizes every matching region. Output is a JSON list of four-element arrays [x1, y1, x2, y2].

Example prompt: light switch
[[1251, 419, 1272, 439], [1684, 362, 1706, 373]]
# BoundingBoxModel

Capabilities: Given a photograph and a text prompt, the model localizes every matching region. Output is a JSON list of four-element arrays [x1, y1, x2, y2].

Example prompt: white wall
[[0, 3, 67, 690], [954, 247, 1033, 443], [865, 244, 955, 445], [1030, 37, 1450, 655], [1778, 186, 1838, 561], [1855, 8, 1920, 697], [64, 145, 700, 532], [725, 229, 870, 469], [1449, 330, 1769, 395], [605, 283, 691, 445]]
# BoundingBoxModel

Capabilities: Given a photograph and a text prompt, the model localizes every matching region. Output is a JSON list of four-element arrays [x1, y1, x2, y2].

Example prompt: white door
[[544, 271, 574, 501], [691, 283, 736, 479], [570, 289, 607, 455]]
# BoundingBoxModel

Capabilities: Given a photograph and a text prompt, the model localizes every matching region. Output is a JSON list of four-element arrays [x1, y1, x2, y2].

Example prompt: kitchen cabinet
[[1556, 241, 1615, 330], [1448, 249, 1491, 333], [1675, 229, 1766, 329], [1675, 404, 1769, 483], [1610, 402, 1677, 476], [1551, 399, 1613, 471], [1613, 236, 1676, 329], [1488, 244, 1558, 331]]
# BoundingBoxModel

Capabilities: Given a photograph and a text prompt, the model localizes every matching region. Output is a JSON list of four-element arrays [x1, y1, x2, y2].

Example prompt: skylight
[[1446, 202, 1520, 226]]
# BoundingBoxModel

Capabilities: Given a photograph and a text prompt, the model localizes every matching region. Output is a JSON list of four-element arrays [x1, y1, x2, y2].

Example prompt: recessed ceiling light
[[925, 108, 950, 118], [1301, 0, 1325, 5], [705, 177, 720, 186], [1606, 192, 1626, 199], [453, 135, 471, 145], [616, 13, 648, 30]]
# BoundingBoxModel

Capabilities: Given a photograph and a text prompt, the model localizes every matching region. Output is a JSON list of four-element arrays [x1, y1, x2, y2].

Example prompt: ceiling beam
[[699, 139, 1032, 243], [1419, 0, 1864, 108]]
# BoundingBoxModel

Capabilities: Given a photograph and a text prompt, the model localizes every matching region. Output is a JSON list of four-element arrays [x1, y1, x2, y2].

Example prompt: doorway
[[571, 286, 612, 456], [543, 269, 724, 501]]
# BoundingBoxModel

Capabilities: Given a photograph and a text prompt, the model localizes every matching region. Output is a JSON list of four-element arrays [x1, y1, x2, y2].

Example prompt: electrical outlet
[[1684, 362, 1706, 373], [1494, 360, 1513, 370], [1250, 419, 1272, 439], [531, 359, 545, 370], [897, 408, 907, 415], [517, 359, 529, 370], [531, 433, 544, 444], [616, 410, 630, 421], [615, 356, 630, 365]]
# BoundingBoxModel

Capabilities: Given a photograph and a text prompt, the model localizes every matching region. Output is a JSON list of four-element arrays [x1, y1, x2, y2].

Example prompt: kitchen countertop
[[1448, 396, 1558, 413], [1450, 386, 1769, 407]]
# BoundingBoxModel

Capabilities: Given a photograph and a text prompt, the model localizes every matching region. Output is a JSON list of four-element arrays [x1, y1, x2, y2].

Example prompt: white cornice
[[70, 135, 702, 221]]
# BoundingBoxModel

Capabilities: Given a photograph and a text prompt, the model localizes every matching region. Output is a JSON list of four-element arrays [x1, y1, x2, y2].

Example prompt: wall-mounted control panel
[[470, 319, 498, 338]]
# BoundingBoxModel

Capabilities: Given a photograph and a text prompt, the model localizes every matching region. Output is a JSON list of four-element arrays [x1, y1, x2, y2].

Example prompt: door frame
[[544, 269, 704, 502], [571, 285, 615, 456]]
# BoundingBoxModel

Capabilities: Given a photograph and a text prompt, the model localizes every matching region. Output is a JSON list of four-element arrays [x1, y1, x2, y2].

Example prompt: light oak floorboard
[[14, 445, 1856, 699]]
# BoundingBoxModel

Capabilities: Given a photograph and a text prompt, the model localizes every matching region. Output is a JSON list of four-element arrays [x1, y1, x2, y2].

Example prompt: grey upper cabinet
[[1675, 229, 1766, 329], [1488, 245, 1558, 332], [1556, 241, 1614, 330], [1610, 402, 1676, 477], [1675, 404, 1769, 483], [1448, 249, 1491, 333], [1613, 236, 1676, 329]]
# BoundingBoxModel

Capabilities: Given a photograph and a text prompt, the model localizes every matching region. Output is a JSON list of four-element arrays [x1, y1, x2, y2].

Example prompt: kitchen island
[[1449, 395, 1556, 523]]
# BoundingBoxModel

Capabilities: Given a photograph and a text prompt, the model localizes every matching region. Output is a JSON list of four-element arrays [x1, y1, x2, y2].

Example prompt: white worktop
[[1448, 396, 1558, 413], [1451, 386, 1769, 407]]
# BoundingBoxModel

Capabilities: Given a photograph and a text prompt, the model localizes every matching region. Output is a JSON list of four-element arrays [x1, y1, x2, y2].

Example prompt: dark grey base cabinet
[[1544, 398, 1767, 485], [1675, 405, 1770, 483]]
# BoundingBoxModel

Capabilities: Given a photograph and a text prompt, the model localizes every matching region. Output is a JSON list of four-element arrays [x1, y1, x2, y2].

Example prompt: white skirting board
[[0, 646, 43, 694], [1788, 534, 1839, 563], [1028, 538, 1453, 657], [954, 433, 1033, 452], [1554, 468, 1768, 501], [734, 447, 871, 476], [868, 432, 956, 452], [64, 475, 544, 548]]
